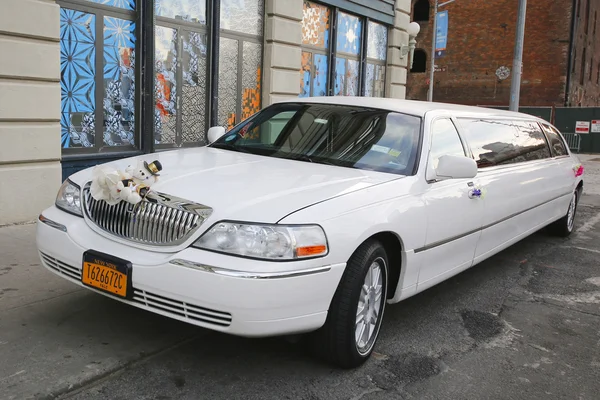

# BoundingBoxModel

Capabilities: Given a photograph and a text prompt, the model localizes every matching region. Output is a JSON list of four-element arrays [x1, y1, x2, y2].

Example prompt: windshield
[[210, 103, 422, 175]]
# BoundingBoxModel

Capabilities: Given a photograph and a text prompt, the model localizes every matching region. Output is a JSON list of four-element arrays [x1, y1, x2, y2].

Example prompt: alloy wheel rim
[[355, 257, 385, 355], [567, 192, 577, 231]]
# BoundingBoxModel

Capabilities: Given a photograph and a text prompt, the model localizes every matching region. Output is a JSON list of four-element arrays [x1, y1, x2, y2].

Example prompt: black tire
[[309, 240, 388, 369], [549, 190, 579, 237]]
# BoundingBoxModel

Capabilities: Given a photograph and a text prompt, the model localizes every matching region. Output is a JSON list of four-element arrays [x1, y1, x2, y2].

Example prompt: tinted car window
[[541, 124, 569, 156], [211, 103, 423, 175], [429, 118, 466, 169], [458, 118, 551, 168], [510, 121, 552, 162]]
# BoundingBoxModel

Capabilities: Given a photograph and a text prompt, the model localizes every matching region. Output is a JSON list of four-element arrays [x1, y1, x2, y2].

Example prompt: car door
[[416, 117, 484, 291], [456, 118, 559, 264]]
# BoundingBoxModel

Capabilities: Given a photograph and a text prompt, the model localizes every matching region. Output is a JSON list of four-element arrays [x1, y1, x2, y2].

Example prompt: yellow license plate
[[82, 251, 131, 298]]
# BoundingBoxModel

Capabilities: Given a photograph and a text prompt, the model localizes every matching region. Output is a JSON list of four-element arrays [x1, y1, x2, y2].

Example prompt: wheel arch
[[576, 179, 583, 196], [361, 231, 404, 300]]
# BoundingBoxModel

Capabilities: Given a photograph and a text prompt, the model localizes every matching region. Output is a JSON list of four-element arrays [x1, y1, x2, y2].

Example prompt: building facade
[[568, 0, 600, 106], [0, 0, 417, 225], [406, 0, 600, 108]]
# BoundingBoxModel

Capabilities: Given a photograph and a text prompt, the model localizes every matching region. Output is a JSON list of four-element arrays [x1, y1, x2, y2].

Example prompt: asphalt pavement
[[1, 158, 600, 400]]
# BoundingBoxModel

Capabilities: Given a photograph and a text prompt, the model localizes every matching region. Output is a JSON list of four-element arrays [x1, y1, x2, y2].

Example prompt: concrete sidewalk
[[0, 224, 203, 400]]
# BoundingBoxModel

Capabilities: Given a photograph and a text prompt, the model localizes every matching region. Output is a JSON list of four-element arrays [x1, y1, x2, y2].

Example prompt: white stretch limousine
[[36, 97, 584, 368]]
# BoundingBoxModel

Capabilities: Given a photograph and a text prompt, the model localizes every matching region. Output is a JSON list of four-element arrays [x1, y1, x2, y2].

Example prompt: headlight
[[193, 221, 328, 260], [55, 179, 83, 217]]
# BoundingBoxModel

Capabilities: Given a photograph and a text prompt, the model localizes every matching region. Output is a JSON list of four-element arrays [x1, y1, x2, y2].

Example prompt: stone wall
[[0, 0, 62, 224]]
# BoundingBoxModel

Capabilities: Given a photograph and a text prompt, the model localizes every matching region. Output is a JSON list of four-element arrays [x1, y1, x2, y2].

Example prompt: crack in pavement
[[534, 297, 600, 318], [47, 334, 203, 400]]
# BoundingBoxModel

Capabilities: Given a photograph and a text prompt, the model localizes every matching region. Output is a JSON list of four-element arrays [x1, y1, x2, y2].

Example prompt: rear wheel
[[309, 240, 388, 368], [549, 190, 578, 237]]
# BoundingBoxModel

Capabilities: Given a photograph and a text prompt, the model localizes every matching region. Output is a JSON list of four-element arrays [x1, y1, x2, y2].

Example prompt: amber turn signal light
[[296, 245, 327, 258]]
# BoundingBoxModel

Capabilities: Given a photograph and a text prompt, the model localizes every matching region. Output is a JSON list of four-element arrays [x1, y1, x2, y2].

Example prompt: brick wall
[[568, 0, 600, 106], [406, 0, 576, 107]]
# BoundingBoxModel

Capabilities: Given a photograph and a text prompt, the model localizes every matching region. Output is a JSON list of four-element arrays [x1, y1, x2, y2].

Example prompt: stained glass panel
[[181, 31, 208, 144], [302, 1, 330, 48], [334, 58, 359, 96], [103, 17, 136, 147], [154, 26, 178, 144], [334, 58, 345, 96], [155, 0, 206, 24], [85, 0, 135, 10], [367, 21, 388, 61], [218, 37, 239, 129], [221, 0, 264, 36], [241, 42, 262, 124], [60, 9, 96, 148], [365, 63, 385, 97], [346, 59, 359, 95], [300, 51, 312, 97], [313, 54, 328, 96], [336, 12, 362, 55]]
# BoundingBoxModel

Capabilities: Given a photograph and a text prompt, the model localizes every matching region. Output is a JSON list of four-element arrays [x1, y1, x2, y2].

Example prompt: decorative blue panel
[[336, 12, 362, 55], [300, 51, 312, 97], [313, 54, 328, 96], [156, 0, 206, 24], [86, 0, 135, 10], [334, 57, 346, 96], [60, 9, 96, 148], [103, 16, 136, 146], [334, 57, 359, 96]]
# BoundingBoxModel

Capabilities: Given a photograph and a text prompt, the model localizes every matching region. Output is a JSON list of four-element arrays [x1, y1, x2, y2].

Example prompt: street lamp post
[[509, 0, 527, 111], [400, 22, 422, 70], [428, 0, 455, 102]]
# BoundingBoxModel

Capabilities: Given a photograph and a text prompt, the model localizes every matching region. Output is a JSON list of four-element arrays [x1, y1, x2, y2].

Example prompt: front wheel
[[549, 190, 579, 237], [309, 240, 388, 368]]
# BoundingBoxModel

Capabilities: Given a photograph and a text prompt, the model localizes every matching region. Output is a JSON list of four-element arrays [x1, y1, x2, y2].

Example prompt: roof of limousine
[[275, 96, 542, 121]]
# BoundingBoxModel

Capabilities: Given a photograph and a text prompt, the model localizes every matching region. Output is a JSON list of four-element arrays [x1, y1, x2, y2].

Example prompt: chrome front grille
[[82, 184, 212, 246]]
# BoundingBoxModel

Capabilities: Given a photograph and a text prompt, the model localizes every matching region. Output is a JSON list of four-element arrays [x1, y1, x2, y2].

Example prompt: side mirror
[[435, 155, 478, 180], [207, 126, 226, 144]]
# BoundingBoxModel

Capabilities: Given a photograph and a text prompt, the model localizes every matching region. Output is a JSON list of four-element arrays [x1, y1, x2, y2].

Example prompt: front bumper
[[36, 206, 346, 337]]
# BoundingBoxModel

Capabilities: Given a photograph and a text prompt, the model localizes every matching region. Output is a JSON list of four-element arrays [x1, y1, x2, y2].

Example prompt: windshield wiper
[[210, 142, 251, 153], [291, 154, 352, 167], [293, 154, 314, 163]]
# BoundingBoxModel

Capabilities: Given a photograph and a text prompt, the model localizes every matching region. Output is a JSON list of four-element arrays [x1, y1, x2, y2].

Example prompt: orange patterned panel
[[240, 67, 262, 139], [302, 1, 330, 48]]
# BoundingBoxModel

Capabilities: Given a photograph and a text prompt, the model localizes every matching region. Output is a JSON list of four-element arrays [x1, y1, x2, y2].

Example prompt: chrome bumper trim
[[38, 214, 67, 232], [169, 259, 331, 279]]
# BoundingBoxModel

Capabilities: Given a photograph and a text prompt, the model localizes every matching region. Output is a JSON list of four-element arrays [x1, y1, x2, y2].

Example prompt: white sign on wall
[[575, 121, 590, 134], [592, 120, 600, 133]]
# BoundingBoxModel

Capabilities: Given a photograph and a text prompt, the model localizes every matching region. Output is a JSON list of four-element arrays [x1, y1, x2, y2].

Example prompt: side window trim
[[425, 116, 468, 183], [536, 121, 555, 157], [540, 122, 570, 158], [450, 115, 474, 159]]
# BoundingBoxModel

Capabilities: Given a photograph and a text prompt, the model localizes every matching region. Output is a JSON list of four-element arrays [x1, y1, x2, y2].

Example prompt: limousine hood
[[71, 147, 401, 223]]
